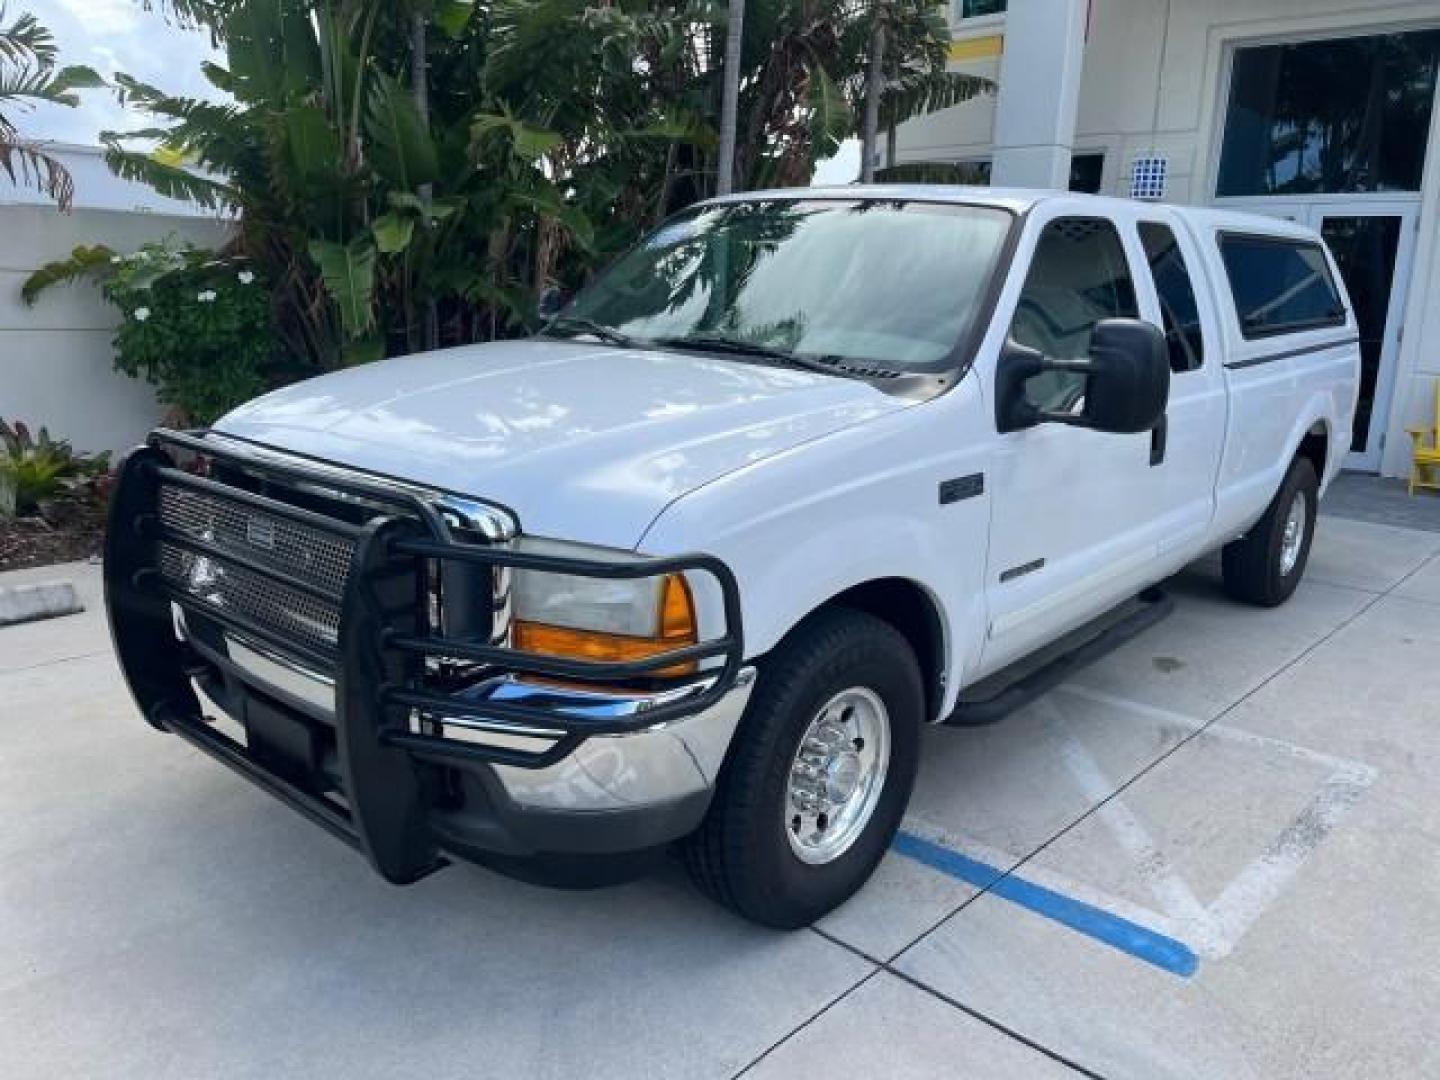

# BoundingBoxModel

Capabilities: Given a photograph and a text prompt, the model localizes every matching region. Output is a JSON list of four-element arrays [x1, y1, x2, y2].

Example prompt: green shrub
[[24, 240, 278, 425], [0, 418, 109, 519]]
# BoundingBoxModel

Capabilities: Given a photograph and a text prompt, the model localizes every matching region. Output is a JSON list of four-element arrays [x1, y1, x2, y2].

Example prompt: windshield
[[558, 199, 1013, 373]]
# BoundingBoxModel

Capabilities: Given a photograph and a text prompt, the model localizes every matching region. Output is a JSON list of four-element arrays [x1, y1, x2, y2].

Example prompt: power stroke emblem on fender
[[939, 474, 985, 505]]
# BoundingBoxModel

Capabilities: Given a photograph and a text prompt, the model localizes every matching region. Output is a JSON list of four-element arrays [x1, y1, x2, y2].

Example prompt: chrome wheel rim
[[784, 687, 891, 866], [1279, 490, 1308, 577]]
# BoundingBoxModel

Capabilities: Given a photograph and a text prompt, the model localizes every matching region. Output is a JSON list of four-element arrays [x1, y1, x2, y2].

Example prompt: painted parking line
[[889, 688, 1378, 979], [892, 830, 1201, 977], [1054, 686, 1378, 958]]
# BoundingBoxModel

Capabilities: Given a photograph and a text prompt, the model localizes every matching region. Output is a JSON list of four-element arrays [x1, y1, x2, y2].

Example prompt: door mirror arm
[[995, 341, 1044, 433], [996, 344, 1098, 433], [1027, 358, 1111, 428]]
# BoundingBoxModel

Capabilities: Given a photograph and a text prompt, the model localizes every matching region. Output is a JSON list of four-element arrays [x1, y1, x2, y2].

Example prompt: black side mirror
[[997, 318, 1170, 435]]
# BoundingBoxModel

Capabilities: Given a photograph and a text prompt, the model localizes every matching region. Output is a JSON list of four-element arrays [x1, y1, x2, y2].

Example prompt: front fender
[[638, 386, 992, 718]]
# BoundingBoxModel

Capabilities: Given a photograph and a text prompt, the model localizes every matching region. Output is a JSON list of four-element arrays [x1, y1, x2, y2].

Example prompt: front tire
[[682, 608, 923, 929], [1222, 456, 1319, 607]]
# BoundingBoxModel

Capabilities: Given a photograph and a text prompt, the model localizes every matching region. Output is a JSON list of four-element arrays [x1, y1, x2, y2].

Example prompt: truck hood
[[214, 339, 908, 548]]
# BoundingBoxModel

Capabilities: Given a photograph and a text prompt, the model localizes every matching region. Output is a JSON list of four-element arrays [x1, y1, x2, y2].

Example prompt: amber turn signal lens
[[658, 573, 696, 642], [513, 573, 698, 677]]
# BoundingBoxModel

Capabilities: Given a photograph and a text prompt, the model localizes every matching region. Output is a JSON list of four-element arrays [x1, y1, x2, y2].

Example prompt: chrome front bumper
[[489, 668, 756, 812], [220, 628, 755, 815]]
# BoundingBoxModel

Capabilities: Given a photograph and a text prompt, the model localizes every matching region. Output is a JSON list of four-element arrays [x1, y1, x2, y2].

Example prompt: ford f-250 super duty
[[105, 188, 1358, 927]]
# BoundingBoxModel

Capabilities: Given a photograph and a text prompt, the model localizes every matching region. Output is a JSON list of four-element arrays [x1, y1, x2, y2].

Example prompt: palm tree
[[46, 0, 985, 367], [860, 3, 885, 182], [0, 6, 102, 211], [726, 0, 990, 190], [716, 0, 745, 195]]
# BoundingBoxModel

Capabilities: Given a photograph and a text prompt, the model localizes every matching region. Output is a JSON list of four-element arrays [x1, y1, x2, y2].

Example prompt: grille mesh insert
[[159, 486, 354, 596], [157, 484, 356, 656]]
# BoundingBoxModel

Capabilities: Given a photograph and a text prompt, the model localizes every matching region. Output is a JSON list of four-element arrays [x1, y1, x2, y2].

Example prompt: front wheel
[[682, 608, 923, 929], [1222, 456, 1319, 607]]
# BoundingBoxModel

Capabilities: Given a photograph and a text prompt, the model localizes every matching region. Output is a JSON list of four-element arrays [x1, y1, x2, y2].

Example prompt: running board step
[[943, 587, 1175, 727]]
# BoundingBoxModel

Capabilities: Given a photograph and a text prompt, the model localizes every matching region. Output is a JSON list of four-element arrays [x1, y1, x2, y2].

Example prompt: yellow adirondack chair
[[1409, 380, 1440, 496]]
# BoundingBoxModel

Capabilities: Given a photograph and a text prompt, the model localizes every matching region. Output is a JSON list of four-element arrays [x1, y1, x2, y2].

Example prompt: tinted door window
[[1010, 218, 1139, 412], [1138, 222, 1205, 372], [1219, 235, 1346, 339], [1218, 31, 1440, 196]]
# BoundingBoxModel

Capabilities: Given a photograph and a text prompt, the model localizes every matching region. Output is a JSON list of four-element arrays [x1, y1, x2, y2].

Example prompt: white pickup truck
[[106, 187, 1358, 927]]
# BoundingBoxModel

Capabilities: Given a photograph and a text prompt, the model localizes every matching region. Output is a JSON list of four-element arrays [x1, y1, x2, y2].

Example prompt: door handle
[[1150, 414, 1168, 467]]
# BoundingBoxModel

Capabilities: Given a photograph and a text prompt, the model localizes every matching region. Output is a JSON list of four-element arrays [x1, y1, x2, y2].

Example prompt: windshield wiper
[[653, 335, 860, 379], [543, 316, 637, 348]]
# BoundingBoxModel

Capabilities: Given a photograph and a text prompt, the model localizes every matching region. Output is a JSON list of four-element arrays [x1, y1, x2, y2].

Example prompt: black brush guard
[[104, 429, 745, 883]]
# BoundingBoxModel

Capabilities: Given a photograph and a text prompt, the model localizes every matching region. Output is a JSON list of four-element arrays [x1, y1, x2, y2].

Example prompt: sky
[[813, 140, 860, 186], [19, 0, 859, 184], [19, 0, 222, 146]]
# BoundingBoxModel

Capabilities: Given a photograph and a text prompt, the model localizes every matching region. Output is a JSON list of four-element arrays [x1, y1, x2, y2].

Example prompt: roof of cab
[[702, 184, 1322, 240], [703, 183, 1046, 214]]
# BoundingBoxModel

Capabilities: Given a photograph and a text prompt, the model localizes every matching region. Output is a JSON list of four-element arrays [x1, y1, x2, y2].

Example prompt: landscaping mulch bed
[[0, 496, 107, 572]]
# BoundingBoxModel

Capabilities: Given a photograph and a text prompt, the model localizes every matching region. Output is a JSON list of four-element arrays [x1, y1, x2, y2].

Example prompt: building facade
[[896, 0, 1440, 478]]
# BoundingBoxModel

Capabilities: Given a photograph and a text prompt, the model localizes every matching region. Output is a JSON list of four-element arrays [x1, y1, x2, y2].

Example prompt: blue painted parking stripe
[[892, 830, 1200, 978]]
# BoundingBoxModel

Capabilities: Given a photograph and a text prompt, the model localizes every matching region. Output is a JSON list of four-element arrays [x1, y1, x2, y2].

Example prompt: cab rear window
[[1219, 234, 1346, 339]]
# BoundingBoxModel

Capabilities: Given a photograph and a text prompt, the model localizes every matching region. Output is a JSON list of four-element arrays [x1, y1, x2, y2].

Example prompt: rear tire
[[682, 608, 923, 929], [1222, 456, 1319, 607]]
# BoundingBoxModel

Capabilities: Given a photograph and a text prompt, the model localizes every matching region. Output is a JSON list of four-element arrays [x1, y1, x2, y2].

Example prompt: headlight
[[511, 566, 697, 675]]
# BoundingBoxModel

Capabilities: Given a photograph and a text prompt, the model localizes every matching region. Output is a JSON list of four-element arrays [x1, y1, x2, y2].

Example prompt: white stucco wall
[[904, 1, 1440, 198], [1070, 0, 1440, 207], [898, 0, 1440, 477], [1, 146, 231, 457]]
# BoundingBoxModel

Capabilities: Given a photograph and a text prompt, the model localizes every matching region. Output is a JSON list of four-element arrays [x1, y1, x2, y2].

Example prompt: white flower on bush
[[133, 306, 151, 322], [237, 270, 255, 285], [197, 289, 218, 303]]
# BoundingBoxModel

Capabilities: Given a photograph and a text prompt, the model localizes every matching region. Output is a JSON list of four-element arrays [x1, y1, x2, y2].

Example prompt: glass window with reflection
[[957, 0, 1006, 18], [1218, 31, 1440, 196], [1138, 222, 1205, 372], [874, 160, 993, 185], [562, 200, 1014, 373], [1009, 218, 1139, 413], [1220, 235, 1346, 339]]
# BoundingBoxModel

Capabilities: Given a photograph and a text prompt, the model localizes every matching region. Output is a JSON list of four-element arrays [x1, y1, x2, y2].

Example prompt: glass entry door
[[1313, 206, 1414, 470], [1228, 200, 1416, 471]]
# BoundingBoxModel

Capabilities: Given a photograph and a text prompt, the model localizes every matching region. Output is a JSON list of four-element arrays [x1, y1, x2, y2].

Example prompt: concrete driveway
[[4, 498, 1440, 1079]]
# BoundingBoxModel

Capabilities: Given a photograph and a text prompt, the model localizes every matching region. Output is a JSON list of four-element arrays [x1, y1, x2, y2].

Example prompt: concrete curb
[[0, 580, 85, 627]]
